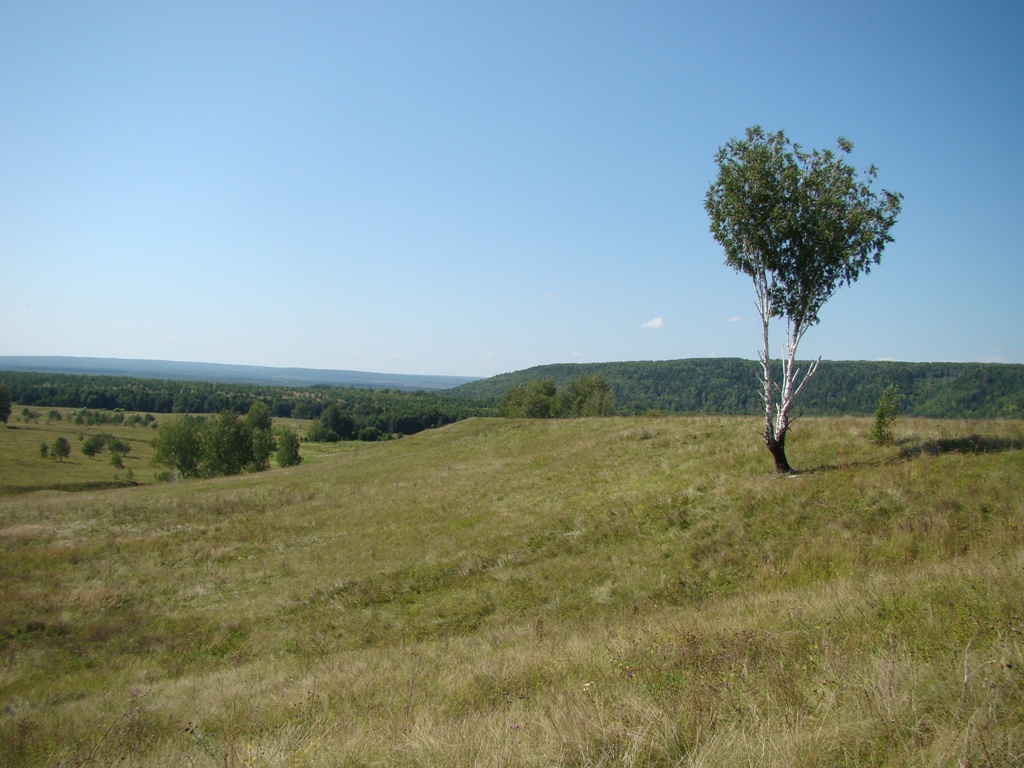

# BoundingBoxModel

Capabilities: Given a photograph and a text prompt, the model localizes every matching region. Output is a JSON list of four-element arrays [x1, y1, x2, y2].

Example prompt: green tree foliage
[[358, 425, 382, 442], [0, 382, 12, 423], [870, 385, 902, 446], [305, 420, 330, 443], [307, 403, 359, 443], [6, 357, 1022, 436], [152, 407, 278, 479], [80, 431, 128, 458], [152, 415, 204, 479], [250, 426, 277, 471], [246, 401, 276, 470], [38, 442, 48, 459], [497, 379, 560, 418], [109, 437, 131, 455], [453, 358, 1024, 419], [82, 433, 108, 458], [0, 372, 481, 436], [564, 374, 614, 417], [199, 412, 254, 477], [705, 126, 902, 472], [275, 427, 302, 468], [245, 400, 273, 431], [496, 376, 616, 419], [51, 436, 71, 462], [107, 436, 131, 471]]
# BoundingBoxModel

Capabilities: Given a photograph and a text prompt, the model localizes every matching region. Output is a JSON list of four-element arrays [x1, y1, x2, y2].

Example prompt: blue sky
[[1, 1, 1021, 377]]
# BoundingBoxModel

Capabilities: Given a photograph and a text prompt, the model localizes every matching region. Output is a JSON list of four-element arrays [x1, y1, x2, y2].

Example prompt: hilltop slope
[[2, 416, 1023, 765]]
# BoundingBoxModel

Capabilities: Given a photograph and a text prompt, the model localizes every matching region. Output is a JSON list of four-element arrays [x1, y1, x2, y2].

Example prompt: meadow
[[0, 408, 162, 495], [1, 413, 1022, 766]]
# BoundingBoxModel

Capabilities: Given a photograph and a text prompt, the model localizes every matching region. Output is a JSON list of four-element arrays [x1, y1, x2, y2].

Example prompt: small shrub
[[870, 385, 901, 445]]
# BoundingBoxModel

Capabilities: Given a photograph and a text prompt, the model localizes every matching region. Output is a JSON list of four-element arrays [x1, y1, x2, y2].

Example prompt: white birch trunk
[[774, 318, 819, 446], [754, 277, 820, 472]]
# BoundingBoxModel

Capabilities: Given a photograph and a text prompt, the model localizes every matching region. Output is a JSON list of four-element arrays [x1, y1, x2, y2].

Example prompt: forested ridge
[[450, 358, 1024, 418], [0, 371, 487, 437], [3, 358, 1022, 423]]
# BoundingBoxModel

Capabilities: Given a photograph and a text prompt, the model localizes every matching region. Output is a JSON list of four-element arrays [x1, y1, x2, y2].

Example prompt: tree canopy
[[151, 401, 280, 480], [51, 436, 71, 462]]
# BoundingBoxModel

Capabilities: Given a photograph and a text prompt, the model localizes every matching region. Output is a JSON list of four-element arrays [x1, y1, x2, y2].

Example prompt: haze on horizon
[[1, 2, 1021, 378]]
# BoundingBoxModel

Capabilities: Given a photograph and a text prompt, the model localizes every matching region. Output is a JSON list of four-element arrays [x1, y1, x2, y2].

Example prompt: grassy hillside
[[2, 415, 1023, 766]]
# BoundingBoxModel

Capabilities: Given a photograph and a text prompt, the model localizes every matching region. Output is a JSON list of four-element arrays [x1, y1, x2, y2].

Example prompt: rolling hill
[[2, 415, 1022, 765]]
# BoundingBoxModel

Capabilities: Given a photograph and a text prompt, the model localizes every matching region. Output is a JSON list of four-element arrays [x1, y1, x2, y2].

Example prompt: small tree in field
[[870, 384, 902, 446], [705, 126, 902, 473], [152, 415, 203, 479], [275, 427, 302, 468], [51, 437, 71, 462]]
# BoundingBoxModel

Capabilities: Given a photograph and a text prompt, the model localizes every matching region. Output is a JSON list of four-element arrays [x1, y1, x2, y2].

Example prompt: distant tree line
[[455, 359, 1024, 419], [5, 358, 1023, 426], [0, 372, 487, 437]]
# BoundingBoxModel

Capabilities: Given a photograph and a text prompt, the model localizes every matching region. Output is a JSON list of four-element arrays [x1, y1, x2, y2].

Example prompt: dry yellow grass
[[2, 415, 1023, 765]]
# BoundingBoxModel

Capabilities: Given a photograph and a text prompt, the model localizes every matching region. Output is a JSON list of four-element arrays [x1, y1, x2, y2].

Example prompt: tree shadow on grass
[[793, 434, 1024, 476], [898, 435, 1024, 459], [790, 458, 885, 476]]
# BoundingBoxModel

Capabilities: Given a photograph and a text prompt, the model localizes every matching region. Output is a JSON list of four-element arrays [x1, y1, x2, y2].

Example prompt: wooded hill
[[450, 358, 1024, 418], [0, 371, 485, 438], [4, 358, 1022, 422]]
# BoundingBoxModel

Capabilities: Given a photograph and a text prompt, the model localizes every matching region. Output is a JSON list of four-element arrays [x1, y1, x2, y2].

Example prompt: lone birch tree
[[705, 126, 902, 473]]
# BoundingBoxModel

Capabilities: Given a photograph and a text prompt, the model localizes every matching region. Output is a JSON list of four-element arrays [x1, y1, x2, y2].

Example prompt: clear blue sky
[[2, 1, 1021, 377]]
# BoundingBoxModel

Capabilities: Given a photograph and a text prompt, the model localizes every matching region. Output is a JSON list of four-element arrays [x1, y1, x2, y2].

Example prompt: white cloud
[[641, 317, 663, 329], [727, 315, 742, 323]]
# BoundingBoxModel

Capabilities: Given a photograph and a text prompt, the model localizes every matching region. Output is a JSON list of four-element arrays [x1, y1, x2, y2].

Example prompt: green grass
[[2, 415, 1023, 766], [0, 409, 334, 493], [0, 408, 163, 494]]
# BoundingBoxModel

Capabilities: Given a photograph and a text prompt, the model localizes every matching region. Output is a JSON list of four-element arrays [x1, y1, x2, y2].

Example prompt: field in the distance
[[2, 415, 1023, 766], [0, 409, 341, 496], [0, 408, 163, 494]]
